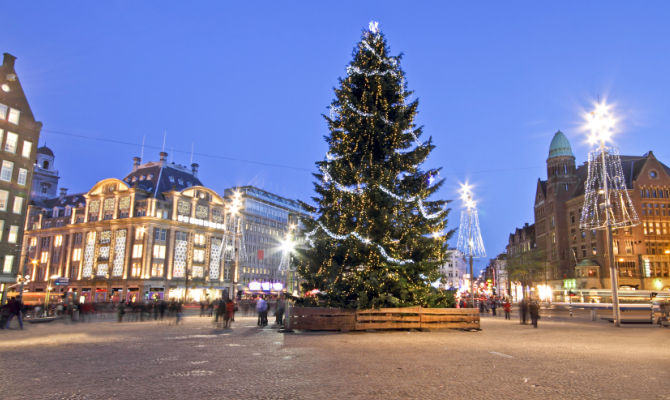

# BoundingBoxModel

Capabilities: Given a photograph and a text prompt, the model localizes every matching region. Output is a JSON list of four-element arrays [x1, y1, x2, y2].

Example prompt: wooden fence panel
[[289, 307, 356, 331]]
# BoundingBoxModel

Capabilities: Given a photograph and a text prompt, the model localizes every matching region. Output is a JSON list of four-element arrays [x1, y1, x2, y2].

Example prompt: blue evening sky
[[4, 2, 670, 273]]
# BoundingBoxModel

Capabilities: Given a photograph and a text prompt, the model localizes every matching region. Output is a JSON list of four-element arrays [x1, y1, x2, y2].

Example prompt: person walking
[[529, 299, 540, 328], [4, 297, 24, 330], [490, 297, 497, 317], [225, 298, 236, 329], [503, 299, 511, 320], [520, 298, 529, 325]]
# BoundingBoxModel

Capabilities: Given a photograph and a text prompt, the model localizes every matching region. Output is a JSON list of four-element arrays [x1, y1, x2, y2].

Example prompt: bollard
[[590, 309, 597, 321]]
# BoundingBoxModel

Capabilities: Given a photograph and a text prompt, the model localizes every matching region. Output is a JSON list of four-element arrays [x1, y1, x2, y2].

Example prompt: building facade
[[534, 131, 670, 291], [225, 186, 305, 292], [22, 152, 236, 303], [31, 145, 60, 202], [438, 249, 467, 290], [0, 53, 42, 303]]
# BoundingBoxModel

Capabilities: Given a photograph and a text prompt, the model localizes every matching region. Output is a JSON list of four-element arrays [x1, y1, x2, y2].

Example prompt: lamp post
[[225, 190, 244, 301], [279, 228, 296, 331], [580, 101, 639, 327]]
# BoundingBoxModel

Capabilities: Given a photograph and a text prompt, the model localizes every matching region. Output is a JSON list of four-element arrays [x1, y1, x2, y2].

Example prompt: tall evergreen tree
[[298, 22, 452, 308]]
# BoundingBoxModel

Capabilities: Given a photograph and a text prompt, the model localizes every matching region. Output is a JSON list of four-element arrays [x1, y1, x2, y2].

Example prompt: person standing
[[225, 298, 236, 329], [4, 297, 24, 330], [529, 299, 540, 328], [256, 296, 268, 327], [275, 295, 285, 326], [490, 297, 497, 317], [520, 298, 529, 325], [503, 299, 511, 320]]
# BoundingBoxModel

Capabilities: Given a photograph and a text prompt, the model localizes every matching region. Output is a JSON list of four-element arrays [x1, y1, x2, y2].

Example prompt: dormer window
[[168, 176, 175, 183], [178, 179, 184, 185], [650, 170, 658, 179], [186, 181, 191, 187], [139, 175, 145, 181], [148, 174, 154, 180]]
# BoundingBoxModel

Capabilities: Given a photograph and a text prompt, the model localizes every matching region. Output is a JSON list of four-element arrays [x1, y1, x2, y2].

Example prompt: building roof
[[123, 160, 202, 199], [548, 130, 574, 159], [37, 193, 86, 209], [37, 145, 54, 157]]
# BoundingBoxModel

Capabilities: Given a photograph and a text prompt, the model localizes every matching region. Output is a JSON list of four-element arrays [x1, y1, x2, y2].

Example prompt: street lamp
[[278, 230, 296, 331], [580, 100, 639, 327], [225, 190, 244, 301]]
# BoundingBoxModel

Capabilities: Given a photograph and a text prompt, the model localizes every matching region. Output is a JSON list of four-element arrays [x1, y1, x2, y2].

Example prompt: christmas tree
[[298, 22, 452, 309]]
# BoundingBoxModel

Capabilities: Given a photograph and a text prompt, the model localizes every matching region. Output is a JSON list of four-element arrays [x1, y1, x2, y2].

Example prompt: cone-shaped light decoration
[[579, 101, 639, 230], [456, 182, 486, 258]]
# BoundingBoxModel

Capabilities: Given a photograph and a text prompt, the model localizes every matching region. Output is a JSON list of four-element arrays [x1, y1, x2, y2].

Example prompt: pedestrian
[[520, 298, 529, 325], [117, 301, 126, 323], [275, 295, 285, 326], [529, 299, 540, 328], [215, 299, 226, 328], [490, 297, 497, 317], [207, 301, 214, 317], [4, 297, 24, 330], [225, 298, 236, 329], [256, 295, 268, 327], [503, 299, 511, 320], [175, 301, 183, 325], [200, 301, 205, 317]]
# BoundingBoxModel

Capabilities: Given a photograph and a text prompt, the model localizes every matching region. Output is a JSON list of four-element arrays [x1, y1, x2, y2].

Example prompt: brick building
[[0, 53, 42, 303], [534, 131, 670, 290]]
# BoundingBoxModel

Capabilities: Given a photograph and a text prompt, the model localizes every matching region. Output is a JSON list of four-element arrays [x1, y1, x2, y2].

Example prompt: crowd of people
[[457, 295, 542, 327]]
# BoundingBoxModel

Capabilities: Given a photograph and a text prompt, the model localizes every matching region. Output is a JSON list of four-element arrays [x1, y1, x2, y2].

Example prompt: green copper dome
[[548, 130, 574, 158]]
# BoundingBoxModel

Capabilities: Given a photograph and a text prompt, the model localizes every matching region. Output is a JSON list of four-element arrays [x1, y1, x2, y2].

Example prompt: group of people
[[458, 295, 542, 327], [255, 295, 285, 327], [117, 299, 183, 324], [213, 298, 236, 329]]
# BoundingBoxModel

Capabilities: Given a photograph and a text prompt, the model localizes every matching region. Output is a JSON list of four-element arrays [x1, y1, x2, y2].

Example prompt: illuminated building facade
[[438, 249, 467, 290], [225, 186, 305, 292], [534, 131, 670, 290], [22, 152, 234, 302], [0, 53, 42, 303]]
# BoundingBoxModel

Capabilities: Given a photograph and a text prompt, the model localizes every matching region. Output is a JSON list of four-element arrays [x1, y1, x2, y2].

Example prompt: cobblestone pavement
[[0, 313, 668, 400]]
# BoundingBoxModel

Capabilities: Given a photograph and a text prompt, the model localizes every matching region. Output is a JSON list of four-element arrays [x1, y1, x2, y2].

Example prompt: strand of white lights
[[325, 152, 342, 161], [360, 40, 398, 67], [320, 166, 364, 194], [378, 185, 447, 219], [309, 221, 414, 265], [329, 104, 341, 120], [345, 103, 397, 127], [346, 65, 398, 78]]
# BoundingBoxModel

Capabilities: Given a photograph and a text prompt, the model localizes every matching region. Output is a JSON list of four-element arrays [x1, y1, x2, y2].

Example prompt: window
[[1, 160, 13, 181], [7, 225, 18, 243], [151, 262, 163, 277], [17, 168, 27, 186], [73, 233, 83, 245], [193, 249, 205, 263], [21, 140, 31, 158], [12, 196, 23, 214], [0, 190, 8, 211], [194, 233, 206, 246], [153, 244, 166, 259], [3, 255, 13, 273], [132, 244, 143, 258], [4, 132, 17, 153], [7, 108, 19, 124], [131, 262, 142, 277], [154, 228, 167, 241], [135, 228, 145, 240], [72, 248, 82, 262], [0, 104, 7, 119], [0, 220, 4, 241]]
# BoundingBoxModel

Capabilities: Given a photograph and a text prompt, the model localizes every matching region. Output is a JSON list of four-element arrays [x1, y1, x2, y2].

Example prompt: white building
[[439, 249, 468, 290]]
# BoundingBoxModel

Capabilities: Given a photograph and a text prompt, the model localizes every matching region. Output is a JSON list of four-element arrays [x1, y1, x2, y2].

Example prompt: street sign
[[54, 277, 69, 286]]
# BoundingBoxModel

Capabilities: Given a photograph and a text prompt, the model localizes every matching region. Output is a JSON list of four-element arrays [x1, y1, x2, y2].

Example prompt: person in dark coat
[[520, 298, 529, 325], [529, 299, 540, 328], [4, 297, 24, 329]]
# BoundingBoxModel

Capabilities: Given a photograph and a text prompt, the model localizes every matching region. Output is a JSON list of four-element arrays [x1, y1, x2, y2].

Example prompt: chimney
[[59, 188, 68, 198], [133, 156, 141, 170], [3, 53, 16, 69], [159, 151, 168, 163], [191, 162, 199, 177]]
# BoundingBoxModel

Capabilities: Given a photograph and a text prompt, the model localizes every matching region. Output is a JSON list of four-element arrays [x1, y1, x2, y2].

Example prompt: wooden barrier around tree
[[289, 306, 479, 331]]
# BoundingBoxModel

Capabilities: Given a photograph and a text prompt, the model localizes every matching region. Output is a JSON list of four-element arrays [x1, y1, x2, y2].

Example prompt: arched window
[[42, 160, 49, 169]]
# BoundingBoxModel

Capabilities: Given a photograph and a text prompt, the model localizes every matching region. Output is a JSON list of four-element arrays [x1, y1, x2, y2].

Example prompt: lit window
[[0, 190, 8, 211], [54, 235, 63, 247], [7, 108, 19, 124], [22, 140, 31, 158], [17, 168, 27, 186], [72, 248, 82, 262], [193, 249, 205, 263], [0, 104, 7, 119], [7, 225, 18, 243], [151, 262, 163, 277], [0, 160, 13, 181], [131, 262, 142, 277], [3, 255, 13, 273], [12, 196, 23, 214], [40, 250, 48, 263], [134, 228, 145, 240], [153, 244, 166, 259], [0, 220, 4, 241], [132, 244, 143, 258], [178, 179, 183, 185], [168, 176, 175, 183], [4, 132, 17, 153]]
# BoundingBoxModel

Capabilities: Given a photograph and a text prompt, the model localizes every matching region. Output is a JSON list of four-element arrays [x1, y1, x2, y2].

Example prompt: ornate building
[[22, 152, 235, 303], [31, 145, 60, 201], [0, 53, 42, 303], [534, 131, 670, 290]]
